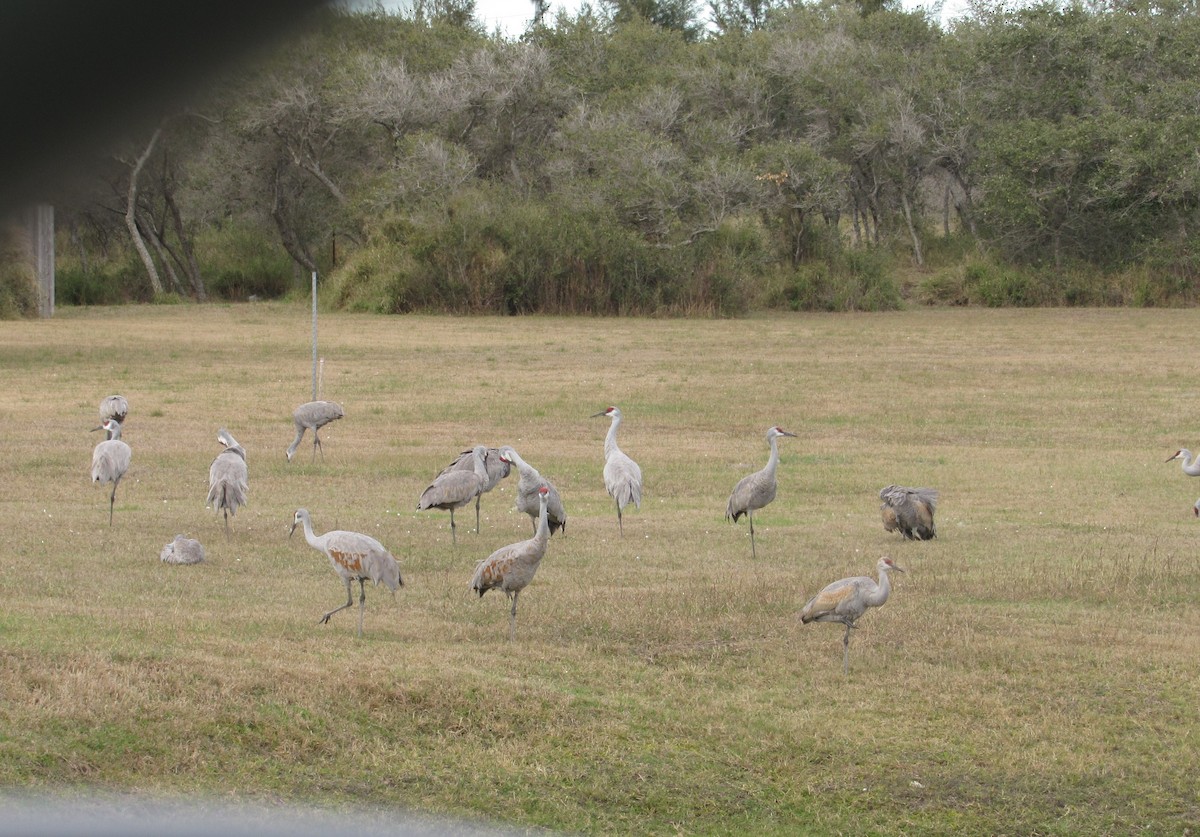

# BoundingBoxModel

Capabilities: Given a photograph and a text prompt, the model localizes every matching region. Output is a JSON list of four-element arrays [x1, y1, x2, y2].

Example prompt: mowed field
[[2, 303, 1199, 835]]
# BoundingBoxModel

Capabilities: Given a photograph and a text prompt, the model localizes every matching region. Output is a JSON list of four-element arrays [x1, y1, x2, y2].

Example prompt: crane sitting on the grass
[[286, 400, 344, 463], [498, 445, 567, 535], [1167, 448, 1200, 476], [725, 426, 797, 559], [90, 418, 131, 526], [470, 486, 552, 641], [417, 445, 491, 544], [433, 446, 510, 534], [591, 406, 642, 535], [160, 534, 205, 565], [879, 484, 938, 540], [207, 428, 248, 537], [98, 395, 128, 438], [801, 556, 905, 674], [291, 508, 402, 638]]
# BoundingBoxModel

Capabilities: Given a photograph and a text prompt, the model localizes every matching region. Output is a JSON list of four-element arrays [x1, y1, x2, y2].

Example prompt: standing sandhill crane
[[1166, 449, 1200, 476], [90, 418, 131, 526], [498, 445, 567, 535], [801, 556, 905, 674], [290, 508, 403, 638], [470, 486, 551, 640], [207, 428, 248, 537], [417, 445, 490, 544], [435, 446, 511, 534], [286, 400, 345, 463], [879, 485, 938, 540], [725, 426, 797, 559], [591, 406, 642, 535], [98, 395, 128, 438], [160, 534, 205, 565]]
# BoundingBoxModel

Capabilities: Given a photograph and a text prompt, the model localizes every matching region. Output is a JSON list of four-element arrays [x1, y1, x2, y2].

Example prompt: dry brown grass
[[2, 304, 1199, 834]]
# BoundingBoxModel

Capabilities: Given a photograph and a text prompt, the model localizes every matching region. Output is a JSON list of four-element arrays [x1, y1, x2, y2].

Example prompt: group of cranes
[[86, 392, 932, 661]]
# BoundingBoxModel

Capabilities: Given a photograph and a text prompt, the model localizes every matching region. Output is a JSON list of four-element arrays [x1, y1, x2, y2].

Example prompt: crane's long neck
[[764, 434, 781, 477], [287, 427, 304, 458], [1181, 450, 1200, 475], [534, 497, 550, 544], [604, 417, 622, 461], [867, 568, 893, 608], [474, 450, 489, 481], [301, 516, 322, 550]]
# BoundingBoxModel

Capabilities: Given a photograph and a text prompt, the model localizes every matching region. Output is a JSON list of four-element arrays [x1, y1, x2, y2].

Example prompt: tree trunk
[[272, 165, 318, 273], [901, 191, 924, 267], [137, 212, 183, 293], [125, 128, 164, 295], [164, 188, 206, 300]]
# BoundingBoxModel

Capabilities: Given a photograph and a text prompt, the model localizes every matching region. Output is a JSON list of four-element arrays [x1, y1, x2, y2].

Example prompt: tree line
[[29, 0, 1200, 315]]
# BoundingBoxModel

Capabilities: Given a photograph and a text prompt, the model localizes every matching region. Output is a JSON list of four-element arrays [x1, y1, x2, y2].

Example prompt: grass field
[[2, 303, 1199, 835]]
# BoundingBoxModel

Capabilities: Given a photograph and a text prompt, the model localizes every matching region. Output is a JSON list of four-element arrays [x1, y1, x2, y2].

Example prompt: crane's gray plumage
[[417, 444, 490, 544], [725, 426, 797, 559], [286, 400, 345, 463], [160, 534, 205, 565], [90, 418, 131, 526], [591, 406, 642, 535], [879, 484, 938, 540], [1167, 449, 1200, 476], [470, 486, 551, 640], [435, 446, 511, 533], [801, 556, 905, 674], [207, 428, 248, 536], [98, 395, 128, 438], [497, 445, 566, 535], [290, 508, 402, 638]]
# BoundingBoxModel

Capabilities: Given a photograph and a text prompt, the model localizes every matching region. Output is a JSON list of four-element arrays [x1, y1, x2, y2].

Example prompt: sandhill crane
[[207, 428, 248, 536], [879, 485, 938, 540], [801, 556, 905, 674], [591, 406, 642, 535], [434, 446, 511, 533], [497, 445, 566, 535], [417, 445, 490, 544], [90, 418, 131, 526], [1167, 449, 1200, 476], [286, 400, 345, 463], [290, 508, 402, 638], [98, 395, 128, 439], [160, 534, 205, 565], [470, 486, 551, 640], [725, 426, 797, 558]]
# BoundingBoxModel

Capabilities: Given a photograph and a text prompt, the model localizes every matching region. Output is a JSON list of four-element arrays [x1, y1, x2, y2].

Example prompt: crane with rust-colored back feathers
[[286, 400, 345, 463], [591, 406, 642, 535], [497, 445, 566, 535], [90, 418, 131, 526], [290, 508, 402, 638], [434, 446, 510, 534], [879, 485, 938, 540], [801, 556, 905, 674], [725, 426, 797, 558], [417, 445, 491, 544], [207, 428, 248, 536], [470, 486, 551, 640]]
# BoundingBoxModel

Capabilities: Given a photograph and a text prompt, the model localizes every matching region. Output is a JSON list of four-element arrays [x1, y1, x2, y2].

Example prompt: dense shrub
[[56, 263, 153, 306], [196, 224, 294, 301], [0, 226, 37, 319]]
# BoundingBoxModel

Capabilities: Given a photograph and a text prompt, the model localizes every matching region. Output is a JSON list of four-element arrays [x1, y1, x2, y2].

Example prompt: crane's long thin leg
[[749, 511, 756, 559], [450, 509, 457, 545], [313, 430, 323, 463], [224, 508, 231, 539], [616, 500, 624, 536], [842, 624, 852, 675], [108, 481, 118, 526], [475, 495, 482, 534], [320, 578, 355, 625], [508, 590, 520, 642], [357, 578, 366, 638]]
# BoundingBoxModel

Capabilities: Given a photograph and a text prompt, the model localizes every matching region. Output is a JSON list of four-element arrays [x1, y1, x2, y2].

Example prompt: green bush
[[56, 263, 152, 306], [0, 229, 37, 319], [195, 224, 293, 301]]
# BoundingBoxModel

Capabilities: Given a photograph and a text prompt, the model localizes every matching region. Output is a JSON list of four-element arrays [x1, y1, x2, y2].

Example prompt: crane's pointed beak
[[288, 521, 298, 538], [1166, 451, 1181, 462], [90, 424, 104, 433], [590, 410, 607, 418]]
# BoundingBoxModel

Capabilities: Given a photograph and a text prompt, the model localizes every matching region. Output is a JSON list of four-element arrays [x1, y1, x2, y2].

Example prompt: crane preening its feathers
[[725, 426, 797, 558], [207, 428, 248, 537], [801, 556, 905, 674], [160, 534, 205, 565], [497, 445, 566, 536], [291, 508, 402, 638], [879, 485, 938, 540], [90, 418, 131, 526], [591, 406, 642, 535], [470, 486, 552, 640], [286, 400, 344, 463], [432, 446, 511, 535]]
